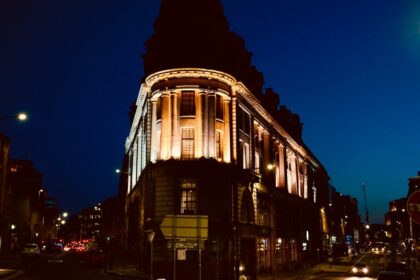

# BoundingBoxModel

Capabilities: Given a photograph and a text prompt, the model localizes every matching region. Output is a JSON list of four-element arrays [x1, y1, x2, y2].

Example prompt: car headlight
[[362, 268, 368, 274]]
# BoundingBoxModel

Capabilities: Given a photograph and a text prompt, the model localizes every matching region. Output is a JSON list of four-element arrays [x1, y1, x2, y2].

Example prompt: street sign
[[407, 190, 420, 225], [160, 215, 208, 240], [167, 239, 205, 250]]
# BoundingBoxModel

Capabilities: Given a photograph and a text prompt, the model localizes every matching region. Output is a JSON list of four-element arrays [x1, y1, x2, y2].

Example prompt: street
[[311, 251, 418, 280], [6, 252, 119, 280]]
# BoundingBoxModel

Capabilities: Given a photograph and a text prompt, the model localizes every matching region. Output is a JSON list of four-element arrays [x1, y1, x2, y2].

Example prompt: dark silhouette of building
[[385, 198, 409, 242], [8, 159, 43, 248], [0, 133, 11, 254]]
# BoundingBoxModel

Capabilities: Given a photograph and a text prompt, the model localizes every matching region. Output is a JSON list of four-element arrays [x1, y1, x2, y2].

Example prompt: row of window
[[180, 128, 223, 160], [156, 91, 225, 119]]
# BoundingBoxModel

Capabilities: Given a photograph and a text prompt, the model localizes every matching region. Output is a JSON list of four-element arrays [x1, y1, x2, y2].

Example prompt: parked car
[[352, 262, 369, 275], [22, 243, 40, 258], [377, 271, 409, 280], [83, 248, 105, 267], [385, 262, 414, 280]]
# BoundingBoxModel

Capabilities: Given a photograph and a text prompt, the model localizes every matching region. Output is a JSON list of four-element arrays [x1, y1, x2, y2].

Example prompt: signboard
[[407, 190, 420, 225], [160, 215, 208, 240], [167, 239, 205, 250]]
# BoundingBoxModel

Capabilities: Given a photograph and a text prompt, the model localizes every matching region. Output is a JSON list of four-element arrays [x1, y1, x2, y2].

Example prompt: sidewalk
[[104, 252, 147, 280], [258, 263, 350, 280], [0, 254, 20, 279], [104, 258, 349, 280]]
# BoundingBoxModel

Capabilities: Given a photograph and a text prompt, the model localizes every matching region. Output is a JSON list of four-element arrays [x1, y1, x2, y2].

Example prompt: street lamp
[[0, 112, 28, 122]]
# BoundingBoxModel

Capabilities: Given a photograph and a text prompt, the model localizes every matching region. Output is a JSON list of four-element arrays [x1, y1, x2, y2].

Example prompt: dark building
[[0, 133, 11, 254], [80, 203, 102, 242], [385, 198, 409, 242], [329, 188, 360, 246], [8, 159, 43, 248], [121, 0, 333, 279], [407, 171, 420, 240]]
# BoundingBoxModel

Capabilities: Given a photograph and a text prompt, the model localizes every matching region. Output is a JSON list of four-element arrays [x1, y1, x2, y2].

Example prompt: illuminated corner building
[[122, 0, 330, 279]]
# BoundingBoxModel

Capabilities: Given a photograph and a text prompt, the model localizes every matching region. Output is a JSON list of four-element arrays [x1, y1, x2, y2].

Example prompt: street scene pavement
[[0, 249, 419, 280]]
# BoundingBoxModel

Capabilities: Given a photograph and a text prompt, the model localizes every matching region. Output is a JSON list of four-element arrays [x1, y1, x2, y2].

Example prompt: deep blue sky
[[1, 0, 419, 222]]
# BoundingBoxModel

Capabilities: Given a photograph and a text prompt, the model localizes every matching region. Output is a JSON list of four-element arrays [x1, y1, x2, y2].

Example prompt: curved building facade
[[124, 68, 330, 280]]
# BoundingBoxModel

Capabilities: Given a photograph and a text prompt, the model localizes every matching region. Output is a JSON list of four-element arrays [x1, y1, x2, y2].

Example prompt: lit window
[[180, 91, 195, 116], [181, 128, 194, 159], [180, 179, 196, 214]]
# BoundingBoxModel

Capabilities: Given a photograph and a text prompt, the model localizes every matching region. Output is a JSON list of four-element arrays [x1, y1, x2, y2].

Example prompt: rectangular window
[[237, 107, 250, 135], [216, 131, 222, 160], [244, 143, 250, 169], [216, 95, 223, 119], [180, 178, 197, 214], [181, 128, 194, 159], [181, 91, 195, 116]]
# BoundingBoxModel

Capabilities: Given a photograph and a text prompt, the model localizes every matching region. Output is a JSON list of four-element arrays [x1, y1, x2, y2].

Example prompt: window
[[181, 91, 195, 116], [216, 95, 223, 119], [215, 131, 222, 160], [181, 128, 194, 159], [180, 178, 197, 214], [237, 107, 250, 135]]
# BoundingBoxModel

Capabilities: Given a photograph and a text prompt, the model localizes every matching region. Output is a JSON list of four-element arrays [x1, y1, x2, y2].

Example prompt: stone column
[[170, 91, 179, 158], [160, 91, 170, 160], [223, 98, 231, 162], [203, 92, 209, 157], [197, 91, 204, 158], [150, 100, 157, 162], [231, 96, 237, 163], [278, 143, 286, 189], [208, 91, 216, 158], [263, 131, 270, 175], [291, 153, 297, 194]]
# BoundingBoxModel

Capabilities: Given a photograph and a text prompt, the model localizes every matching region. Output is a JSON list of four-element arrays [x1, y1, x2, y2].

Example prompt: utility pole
[[362, 183, 370, 224]]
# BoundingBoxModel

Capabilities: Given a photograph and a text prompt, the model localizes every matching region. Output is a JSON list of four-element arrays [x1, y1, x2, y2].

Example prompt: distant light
[[10, 224, 15, 230], [115, 169, 121, 174], [365, 224, 370, 229], [267, 164, 274, 170], [62, 212, 68, 218], [329, 203, 332, 207], [17, 112, 27, 121], [61, 220, 66, 225]]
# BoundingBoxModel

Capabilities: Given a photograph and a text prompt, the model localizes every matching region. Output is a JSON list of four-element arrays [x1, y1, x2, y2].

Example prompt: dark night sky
[[1, 0, 419, 223]]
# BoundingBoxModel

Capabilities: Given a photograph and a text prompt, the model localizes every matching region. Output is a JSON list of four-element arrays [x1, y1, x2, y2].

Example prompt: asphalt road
[[7, 252, 118, 280], [312, 252, 416, 280]]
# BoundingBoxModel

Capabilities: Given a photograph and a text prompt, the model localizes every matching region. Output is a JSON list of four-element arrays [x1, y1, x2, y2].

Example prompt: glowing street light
[[17, 112, 28, 121], [267, 164, 275, 170], [62, 212, 68, 218], [0, 112, 28, 122]]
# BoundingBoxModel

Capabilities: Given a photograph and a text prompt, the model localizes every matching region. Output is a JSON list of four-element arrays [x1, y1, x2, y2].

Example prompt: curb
[[0, 269, 21, 280], [103, 268, 148, 280]]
